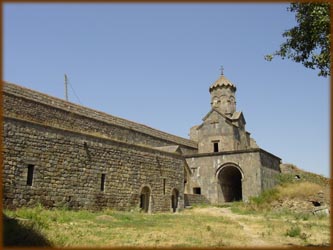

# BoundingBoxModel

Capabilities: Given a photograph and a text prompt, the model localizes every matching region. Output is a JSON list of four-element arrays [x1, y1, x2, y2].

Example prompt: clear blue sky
[[4, 3, 330, 177]]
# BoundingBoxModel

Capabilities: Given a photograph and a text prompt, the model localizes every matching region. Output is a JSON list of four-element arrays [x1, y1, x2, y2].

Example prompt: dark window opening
[[213, 142, 219, 152], [101, 174, 106, 191], [193, 187, 201, 194], [312, 201, 321, 207], [27, 164, 34, 186]]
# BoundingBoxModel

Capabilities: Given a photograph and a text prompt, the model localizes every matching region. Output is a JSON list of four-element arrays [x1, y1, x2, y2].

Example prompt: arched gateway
[[217, 164, 243, 202]]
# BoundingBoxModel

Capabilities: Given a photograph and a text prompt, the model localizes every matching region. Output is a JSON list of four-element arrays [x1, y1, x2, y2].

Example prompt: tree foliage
[[265, 3, 331, 77]]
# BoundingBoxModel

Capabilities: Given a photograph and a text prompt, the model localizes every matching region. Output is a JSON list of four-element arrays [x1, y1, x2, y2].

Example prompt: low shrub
[[250, 188, 279, 205], [285, 225, 301, 237], [277, 173, 296, 185]]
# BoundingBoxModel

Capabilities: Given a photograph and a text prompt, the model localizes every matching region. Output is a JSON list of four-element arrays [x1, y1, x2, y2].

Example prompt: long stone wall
[[4, 117, 185, 212], [3, 81, 282, 210], [4, 82, 197, 154]]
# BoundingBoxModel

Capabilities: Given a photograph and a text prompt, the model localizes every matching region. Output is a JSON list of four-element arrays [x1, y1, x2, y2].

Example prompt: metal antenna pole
[[64, 74, 68, 101]]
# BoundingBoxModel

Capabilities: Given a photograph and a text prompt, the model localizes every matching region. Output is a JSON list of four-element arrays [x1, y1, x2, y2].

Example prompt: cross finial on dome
[[220, 66, 224, 75]]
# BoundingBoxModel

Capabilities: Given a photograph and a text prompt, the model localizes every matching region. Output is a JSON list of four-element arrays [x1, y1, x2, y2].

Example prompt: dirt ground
[[186, 206, 330, 247]]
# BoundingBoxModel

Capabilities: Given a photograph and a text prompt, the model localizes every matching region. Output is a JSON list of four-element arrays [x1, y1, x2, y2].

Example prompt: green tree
[[265, 3, 330, 77]]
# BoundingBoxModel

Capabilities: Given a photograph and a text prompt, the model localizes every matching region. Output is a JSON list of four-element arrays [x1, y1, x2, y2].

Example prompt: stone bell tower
[[209, 70, 237, 117]]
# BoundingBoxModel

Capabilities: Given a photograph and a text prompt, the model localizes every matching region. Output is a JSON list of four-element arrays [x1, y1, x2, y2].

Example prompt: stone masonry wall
[[196, 111, 250, 154], [184, 194, 210, 206], [4, 117, 185, 212], [185, 149, 281, 203], [260, 151, 281, 191], [4, 82, 197, 154]]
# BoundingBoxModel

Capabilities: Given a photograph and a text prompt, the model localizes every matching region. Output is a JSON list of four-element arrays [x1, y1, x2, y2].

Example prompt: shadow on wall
[[3, 213, 52, 247]]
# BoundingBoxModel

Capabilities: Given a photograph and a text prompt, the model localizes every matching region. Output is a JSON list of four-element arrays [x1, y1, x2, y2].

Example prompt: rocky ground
[[274, 164, 330, 215]]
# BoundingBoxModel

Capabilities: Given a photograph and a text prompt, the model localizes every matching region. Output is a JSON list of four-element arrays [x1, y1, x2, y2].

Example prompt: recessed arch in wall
[[139, 184, 152, 213], [216, 163, 243, 202], [171, 188, 179, 213]]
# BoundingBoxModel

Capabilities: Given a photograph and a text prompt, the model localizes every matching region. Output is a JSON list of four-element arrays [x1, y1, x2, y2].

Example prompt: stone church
[[3, 73, 281, 213]]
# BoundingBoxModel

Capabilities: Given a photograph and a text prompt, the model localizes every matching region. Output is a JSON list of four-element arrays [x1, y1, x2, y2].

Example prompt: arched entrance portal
[[171, 189, 179, 212], [140, 186, 151, 213], [218, 165, 243, 202]]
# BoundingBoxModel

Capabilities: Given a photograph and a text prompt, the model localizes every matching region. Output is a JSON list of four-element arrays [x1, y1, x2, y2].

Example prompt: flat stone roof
[[184, 148, 281, 161]]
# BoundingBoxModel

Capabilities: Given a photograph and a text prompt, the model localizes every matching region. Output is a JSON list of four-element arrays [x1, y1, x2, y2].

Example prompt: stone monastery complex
[[3, 73, 281, 212]]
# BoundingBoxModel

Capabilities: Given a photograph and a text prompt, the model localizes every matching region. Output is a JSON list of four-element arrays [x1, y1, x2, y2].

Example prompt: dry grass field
[[4, 170, 330, 247], [3, 203, 330, 247]]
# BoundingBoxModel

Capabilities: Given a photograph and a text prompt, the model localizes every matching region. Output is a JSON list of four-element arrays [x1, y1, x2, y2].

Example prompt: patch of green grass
[[277, 173, 296, 185], [230, 189, 282, 214], [6, 203, 51, 230], [250, 188, 279, 205], [214, 203, 232, 208], [112, 212, 134, 221], [277, 169, 329, 187], [285, 225, 301, 237], [230, 202, 256, 215]]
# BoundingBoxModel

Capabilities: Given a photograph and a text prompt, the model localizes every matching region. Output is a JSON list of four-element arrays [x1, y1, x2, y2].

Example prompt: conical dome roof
[[209, 74, 236, 93]]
